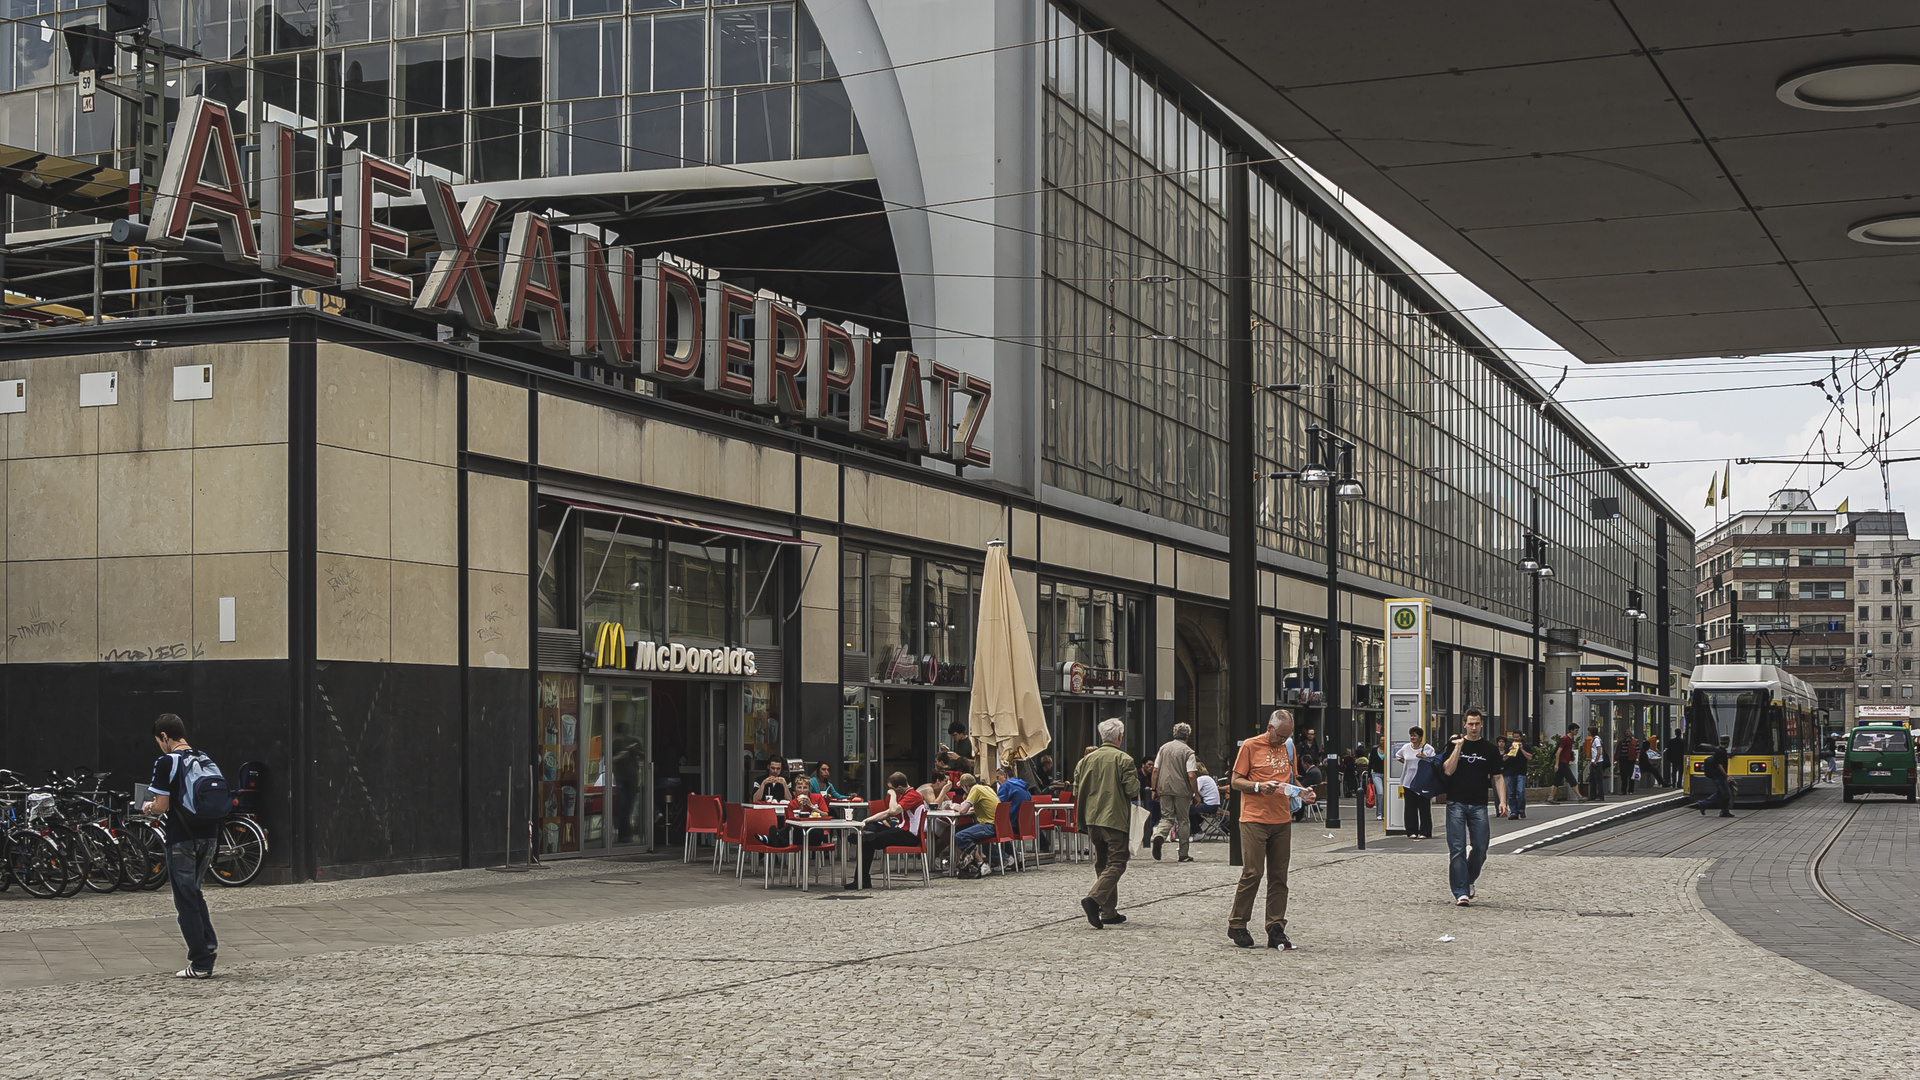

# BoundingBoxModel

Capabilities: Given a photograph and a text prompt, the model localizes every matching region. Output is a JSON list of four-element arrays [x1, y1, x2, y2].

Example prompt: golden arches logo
[[592, 622, 627, 668]]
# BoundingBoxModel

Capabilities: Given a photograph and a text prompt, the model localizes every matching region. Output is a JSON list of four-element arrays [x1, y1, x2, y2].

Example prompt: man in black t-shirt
[[1441, 709, 1508, 906], [141, 713, 221, 978], [1695, 737, 1735, 818]]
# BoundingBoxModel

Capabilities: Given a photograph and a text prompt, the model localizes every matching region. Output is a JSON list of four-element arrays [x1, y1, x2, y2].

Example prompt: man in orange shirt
[[1227, 709, 1317, 949]]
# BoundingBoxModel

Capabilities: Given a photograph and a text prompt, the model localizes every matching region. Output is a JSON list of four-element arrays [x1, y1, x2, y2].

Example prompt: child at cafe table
[[844, 772, 926, 890], [787, 788, 828, 821]]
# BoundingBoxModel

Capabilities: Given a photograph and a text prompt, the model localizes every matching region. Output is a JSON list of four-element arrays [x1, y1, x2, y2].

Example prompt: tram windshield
[[1688, 689, 1777, 753], [1851, 729, 1911, 753]]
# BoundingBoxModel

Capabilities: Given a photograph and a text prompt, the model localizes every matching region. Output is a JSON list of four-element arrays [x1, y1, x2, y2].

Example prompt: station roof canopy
[[1078, 1, 1920, 362]]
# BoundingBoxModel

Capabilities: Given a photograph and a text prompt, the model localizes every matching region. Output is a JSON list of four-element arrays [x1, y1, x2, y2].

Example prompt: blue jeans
[[1445, 802, 1490, 899], [1506, 775, 1527, 816], [955, 822, 996, 858], [166, 838, 219, 971]]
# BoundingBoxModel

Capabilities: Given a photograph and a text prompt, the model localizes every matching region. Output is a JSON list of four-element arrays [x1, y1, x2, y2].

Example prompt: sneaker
[[1100, 913, 1127, 925], [1267, 927, 1294, 951], [1468, 886, 1476, 901], [1081, 897, 1104, 929], [174, 967, 213, 979], [1178, 854, 1195, 862], [1228, 927, 1255, 948], [1152, 837, 1164, 861], [1455, 895, 1470, 906]]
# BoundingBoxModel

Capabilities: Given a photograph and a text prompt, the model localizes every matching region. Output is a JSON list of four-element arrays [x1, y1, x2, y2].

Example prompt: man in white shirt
[[1189, 764, 1221, 837]]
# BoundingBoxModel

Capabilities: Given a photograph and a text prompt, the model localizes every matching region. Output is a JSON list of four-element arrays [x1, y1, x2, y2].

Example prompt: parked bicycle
[[0, 769, 75, 899], [0, 762, 269, 899]]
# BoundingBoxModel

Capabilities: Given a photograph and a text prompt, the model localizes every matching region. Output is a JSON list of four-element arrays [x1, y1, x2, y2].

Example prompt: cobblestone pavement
[[2, 827, 1913, 1079], [1546, 783, 1920, 1009]]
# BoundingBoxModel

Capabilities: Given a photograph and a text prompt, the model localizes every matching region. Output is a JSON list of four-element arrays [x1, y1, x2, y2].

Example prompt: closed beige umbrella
[[968, 540, 1048, 774]]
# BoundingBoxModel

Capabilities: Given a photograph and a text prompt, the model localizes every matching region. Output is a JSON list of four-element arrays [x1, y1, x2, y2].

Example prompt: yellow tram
[[1684, 664, 1819, 805]]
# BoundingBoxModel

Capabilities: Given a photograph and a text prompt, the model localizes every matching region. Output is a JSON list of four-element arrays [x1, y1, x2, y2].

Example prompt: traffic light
[[62, 24, 114, 75]]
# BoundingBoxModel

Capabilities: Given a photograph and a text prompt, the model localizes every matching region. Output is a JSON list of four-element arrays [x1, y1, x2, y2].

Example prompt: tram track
[[1542, 804, 1744, 857], [1808, 803, 1920, 950]]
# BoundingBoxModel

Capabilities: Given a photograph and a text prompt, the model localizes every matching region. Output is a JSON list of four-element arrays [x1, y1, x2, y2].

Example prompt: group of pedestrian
[[1073, 710, 1314, 948]]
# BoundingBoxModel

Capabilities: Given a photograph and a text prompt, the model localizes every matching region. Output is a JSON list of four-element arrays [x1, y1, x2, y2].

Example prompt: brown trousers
[[1085, 825, 1130, 918], [1229, 820, 1292, 931]]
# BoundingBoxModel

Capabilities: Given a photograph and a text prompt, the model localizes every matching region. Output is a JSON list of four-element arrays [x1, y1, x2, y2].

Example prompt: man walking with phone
[[141, 713, 222, 978], [1442, 708, 1507, 907], [1226, 710, 1316, 949]]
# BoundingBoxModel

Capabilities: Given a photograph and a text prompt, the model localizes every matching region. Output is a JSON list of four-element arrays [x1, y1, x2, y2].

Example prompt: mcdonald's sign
[[589, 622, 758, 677]]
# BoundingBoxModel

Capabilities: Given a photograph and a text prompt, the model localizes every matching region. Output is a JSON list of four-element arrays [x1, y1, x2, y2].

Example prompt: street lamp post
[[1520, 509, 1555, 739], [1269, 378, 1364, 842]]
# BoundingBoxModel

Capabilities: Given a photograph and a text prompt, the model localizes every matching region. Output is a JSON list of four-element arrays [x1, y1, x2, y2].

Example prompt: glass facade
[[1041, 3, 1694, 665], [1, 0, 865, 226]]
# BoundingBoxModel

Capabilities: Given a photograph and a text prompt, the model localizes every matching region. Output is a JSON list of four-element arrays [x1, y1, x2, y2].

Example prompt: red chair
[[989, 802, 1020, 874], [715, 804, 745, 874], [880, 813, 931, 888], [1016, 800, 1040, 868], [684, 794, 723, 864], [1055, 793, 1082, 862], [736, 807, 802, 889], [868, 799, 889, 818]]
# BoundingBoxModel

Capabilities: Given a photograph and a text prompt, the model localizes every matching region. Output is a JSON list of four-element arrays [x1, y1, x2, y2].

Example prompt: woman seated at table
[[845, 772, 926, 890], [806, 761, 856, 801], [1188, 762, 1222, 834], [751, 758, 791, 804]]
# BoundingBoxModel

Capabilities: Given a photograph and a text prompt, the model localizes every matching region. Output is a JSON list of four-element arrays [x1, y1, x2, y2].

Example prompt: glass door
[[579, 684, 611, 851], [607, 683, 650, 851]]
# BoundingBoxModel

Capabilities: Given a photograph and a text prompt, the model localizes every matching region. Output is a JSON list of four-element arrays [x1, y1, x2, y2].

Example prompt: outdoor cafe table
[[828, 800, 869, 819], [926, 808, 966, 872], [1034, 800, 1078, 861], [791, 818, 864, 891]]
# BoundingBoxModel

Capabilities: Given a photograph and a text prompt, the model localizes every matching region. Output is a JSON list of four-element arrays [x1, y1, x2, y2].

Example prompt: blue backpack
[[173, 750, 234, 823]]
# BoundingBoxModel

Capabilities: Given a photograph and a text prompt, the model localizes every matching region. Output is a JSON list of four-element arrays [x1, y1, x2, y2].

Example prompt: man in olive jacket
[[1073, 717, 1140, 929]]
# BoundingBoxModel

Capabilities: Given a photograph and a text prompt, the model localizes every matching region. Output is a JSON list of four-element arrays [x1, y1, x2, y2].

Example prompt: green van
[[1843, 721, 1917, 802]]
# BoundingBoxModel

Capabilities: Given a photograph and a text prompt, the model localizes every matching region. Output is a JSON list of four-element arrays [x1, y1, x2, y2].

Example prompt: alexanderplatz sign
[[144, 97, 994, 466]]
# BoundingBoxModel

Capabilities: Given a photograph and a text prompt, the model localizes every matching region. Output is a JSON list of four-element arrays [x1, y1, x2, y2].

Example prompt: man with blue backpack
[[141, 713, 229, 979]]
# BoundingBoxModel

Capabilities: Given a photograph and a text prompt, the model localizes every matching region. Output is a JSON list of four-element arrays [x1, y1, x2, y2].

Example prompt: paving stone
[[0, 829, 1913, 1078]]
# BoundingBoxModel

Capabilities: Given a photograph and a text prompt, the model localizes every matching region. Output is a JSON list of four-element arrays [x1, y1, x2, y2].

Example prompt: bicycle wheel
[[76, 823, 122, 894], [7, 830, 69, 899], [127, 821, 170, 890], [209, 817, 266, 886]]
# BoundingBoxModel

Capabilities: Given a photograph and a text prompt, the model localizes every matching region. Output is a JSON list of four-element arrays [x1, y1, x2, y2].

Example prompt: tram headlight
[[1749, 761, 1769, 773]]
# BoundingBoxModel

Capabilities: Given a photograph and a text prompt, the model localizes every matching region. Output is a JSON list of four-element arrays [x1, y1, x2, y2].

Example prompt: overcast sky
[[1336, 199, 1920, 542]]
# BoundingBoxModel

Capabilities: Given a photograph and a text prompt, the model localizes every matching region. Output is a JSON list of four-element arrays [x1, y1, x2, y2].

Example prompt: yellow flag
[[1721, 461, 1730, 502], [1705, 474, 1717, 508], [1837, 497, 1850, 515]]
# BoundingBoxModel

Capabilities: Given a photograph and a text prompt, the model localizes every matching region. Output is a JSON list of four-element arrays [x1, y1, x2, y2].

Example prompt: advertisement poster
[[538, 673, 580, 854]]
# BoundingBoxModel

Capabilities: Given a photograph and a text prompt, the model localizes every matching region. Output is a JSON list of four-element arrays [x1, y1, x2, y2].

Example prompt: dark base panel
[[0, 660, 294, 872], [310, 660, 464, 877], [466, 666, 533, 867]]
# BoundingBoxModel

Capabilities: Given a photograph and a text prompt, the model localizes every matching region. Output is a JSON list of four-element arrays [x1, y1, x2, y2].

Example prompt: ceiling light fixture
[[1776, 59, 1920, 111], [1847, 213, 1920, 246]]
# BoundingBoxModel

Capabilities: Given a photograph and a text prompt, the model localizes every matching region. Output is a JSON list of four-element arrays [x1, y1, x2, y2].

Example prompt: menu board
[[538, 673, 580, 854]]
